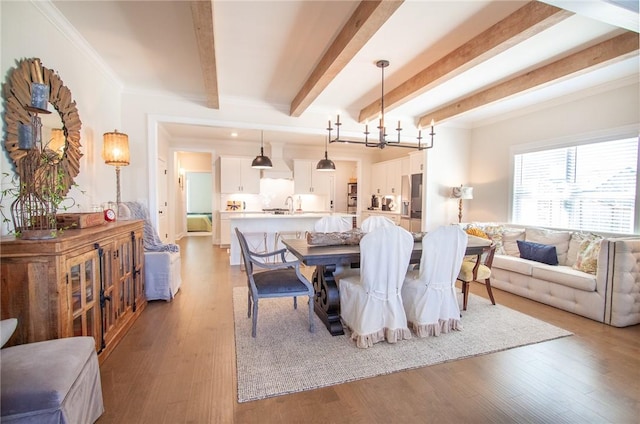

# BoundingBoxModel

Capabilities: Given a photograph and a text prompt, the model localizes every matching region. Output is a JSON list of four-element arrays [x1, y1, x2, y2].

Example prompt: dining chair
[[338, 225, 414, 348], [361, 215, 397, 232], [401, 225, 468, 337], [457, 243, 497, 310], [235, 228, 315, 337], [314, 216, 353, 232]]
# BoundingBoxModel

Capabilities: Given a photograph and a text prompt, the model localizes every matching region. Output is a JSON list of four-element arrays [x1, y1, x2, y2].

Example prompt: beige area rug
[[233, 287, 572, 403]]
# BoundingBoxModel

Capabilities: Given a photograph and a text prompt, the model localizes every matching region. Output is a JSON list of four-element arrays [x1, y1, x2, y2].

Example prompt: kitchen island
[[228, 213, 356, 265]]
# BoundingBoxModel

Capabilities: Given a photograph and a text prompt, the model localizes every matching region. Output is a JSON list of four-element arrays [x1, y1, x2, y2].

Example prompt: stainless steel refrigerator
[[400, 174, 423, 232]]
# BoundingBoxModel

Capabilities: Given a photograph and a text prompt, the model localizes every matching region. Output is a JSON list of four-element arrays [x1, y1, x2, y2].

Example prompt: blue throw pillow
[[517, 240, 558, 265]]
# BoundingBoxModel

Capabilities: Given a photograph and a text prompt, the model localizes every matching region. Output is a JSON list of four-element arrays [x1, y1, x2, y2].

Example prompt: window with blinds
[[513, 137, 638, 233]]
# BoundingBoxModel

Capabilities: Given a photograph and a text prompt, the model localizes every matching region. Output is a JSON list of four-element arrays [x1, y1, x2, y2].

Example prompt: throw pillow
[[573, 238, 601, 274], [465, 226, 489, 239], [517, 240, 558, 265]]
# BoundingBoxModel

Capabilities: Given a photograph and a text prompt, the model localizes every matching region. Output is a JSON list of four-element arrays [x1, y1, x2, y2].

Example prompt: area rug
[[233, 287, 572, 403]]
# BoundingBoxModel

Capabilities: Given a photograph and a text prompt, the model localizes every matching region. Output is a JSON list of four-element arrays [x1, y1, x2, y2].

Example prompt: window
[[513, 137, 638, 233]]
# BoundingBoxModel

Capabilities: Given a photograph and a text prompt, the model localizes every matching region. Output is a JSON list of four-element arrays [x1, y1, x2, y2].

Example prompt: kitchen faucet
[[285, 196, 294, 214]]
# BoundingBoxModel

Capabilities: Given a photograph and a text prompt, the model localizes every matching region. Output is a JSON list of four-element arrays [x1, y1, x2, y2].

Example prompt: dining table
[[282, 235, 492, 336]]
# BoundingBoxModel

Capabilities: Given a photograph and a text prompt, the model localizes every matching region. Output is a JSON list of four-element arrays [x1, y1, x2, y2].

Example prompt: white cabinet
[[220, 157, 260, 194], [370, 159, 401, 195], [294, 160, 329, 194], [409, 151, 425, 175], [371, 162, 385, 195], [219, 214, 231, 245], [385, 159, 401, 195]]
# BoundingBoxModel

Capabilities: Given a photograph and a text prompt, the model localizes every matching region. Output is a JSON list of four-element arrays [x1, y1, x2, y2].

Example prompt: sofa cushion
[[573, 237, 602, 275], [503, 229, 526, 256], [531, 265, 597, 291], [493, 255, 535, 276], [517, 240, 558, 265], [525, 227, 571, 265]]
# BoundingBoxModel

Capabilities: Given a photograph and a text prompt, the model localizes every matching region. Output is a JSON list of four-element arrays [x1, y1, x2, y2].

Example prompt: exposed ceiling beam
[[540, 0, 639, 33], [418, 31, 639, 127], [289, 0, 403, 117], [358, 1, 573, 123], [191, 1, 219, 109]]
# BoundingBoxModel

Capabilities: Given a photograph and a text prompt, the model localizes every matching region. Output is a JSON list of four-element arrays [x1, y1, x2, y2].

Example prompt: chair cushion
[[458, 261, 491, 282], [252, 269, 310, 295], [517, 240, 558, 265]]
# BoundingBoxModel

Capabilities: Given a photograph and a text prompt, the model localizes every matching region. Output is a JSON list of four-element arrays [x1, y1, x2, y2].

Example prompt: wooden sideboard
[[0, 220, 145, 362]]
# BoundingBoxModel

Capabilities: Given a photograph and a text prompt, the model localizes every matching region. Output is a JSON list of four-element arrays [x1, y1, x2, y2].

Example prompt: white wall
[[1, 1, 122, 235], [468, 81, 640, 224]]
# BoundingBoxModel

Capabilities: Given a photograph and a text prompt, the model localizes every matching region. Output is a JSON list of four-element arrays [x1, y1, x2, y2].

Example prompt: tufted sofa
[[465, 223, 640, 327]]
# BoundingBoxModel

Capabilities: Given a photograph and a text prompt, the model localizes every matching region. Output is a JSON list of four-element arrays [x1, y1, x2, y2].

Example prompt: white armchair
[[119, 202, 182, 301]]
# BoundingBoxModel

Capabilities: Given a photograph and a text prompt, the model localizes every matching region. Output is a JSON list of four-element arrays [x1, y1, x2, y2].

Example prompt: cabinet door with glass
[[115, 235, 135, 324], [66, 249, 101, 351]]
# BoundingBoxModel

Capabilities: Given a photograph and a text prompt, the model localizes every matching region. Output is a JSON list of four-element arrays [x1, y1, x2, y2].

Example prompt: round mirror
[[2, 58, 82, 196]]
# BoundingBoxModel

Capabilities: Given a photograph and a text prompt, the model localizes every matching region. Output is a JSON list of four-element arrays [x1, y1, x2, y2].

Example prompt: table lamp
[[451, 185, 473, 223], [103, 130, 130, 207]]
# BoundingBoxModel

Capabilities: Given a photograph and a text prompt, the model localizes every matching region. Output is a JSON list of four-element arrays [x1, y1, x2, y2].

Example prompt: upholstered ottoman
[[1, 336, 104, 423]]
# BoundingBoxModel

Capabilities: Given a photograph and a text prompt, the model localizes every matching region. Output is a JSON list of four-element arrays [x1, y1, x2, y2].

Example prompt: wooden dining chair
[[457, 243, 497, 311], [235, 228, 315, 337]]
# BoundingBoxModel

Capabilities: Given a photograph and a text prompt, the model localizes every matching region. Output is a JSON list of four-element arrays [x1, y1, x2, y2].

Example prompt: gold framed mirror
[[3, 58, 82, 196]]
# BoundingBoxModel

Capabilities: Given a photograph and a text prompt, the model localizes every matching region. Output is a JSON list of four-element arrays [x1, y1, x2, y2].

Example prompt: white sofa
[[466, 223, 640, 327]]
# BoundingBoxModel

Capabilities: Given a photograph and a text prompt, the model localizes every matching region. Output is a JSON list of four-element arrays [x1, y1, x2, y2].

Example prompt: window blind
[[513, 138, 638, 233]]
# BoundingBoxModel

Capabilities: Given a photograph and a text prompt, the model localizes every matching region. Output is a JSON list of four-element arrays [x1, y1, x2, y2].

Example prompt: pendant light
[[251, 130, 273, 169], [316, 136, 335, 172]]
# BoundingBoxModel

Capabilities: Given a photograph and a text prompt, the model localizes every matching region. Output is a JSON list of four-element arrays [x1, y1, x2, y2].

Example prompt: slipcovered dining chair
[[314, 215, 353, 232], [361, 215, 396, 232], [402, 225, 468, 337], [236, 228, 315, 337], [457, 243, 497, 310], [338, 225, 414, 348]]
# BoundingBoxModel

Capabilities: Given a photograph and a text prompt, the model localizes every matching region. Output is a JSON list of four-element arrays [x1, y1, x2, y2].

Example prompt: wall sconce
[[451, 185, 473, 223], [103, 130, 130, 207]]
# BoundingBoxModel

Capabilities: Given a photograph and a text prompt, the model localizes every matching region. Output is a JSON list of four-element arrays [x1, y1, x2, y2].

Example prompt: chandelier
[[327, 60, 434, 150]]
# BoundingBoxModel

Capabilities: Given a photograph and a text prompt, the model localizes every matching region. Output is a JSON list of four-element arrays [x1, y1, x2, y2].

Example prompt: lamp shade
[[103, 130, 130, 167], [452, 186, 473, 199], [316, 157, 335, 171], [251, 154, 273, 169]]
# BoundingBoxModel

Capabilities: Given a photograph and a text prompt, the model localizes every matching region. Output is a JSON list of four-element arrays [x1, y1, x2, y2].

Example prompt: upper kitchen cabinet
[[220, 157, 260, 194], [409, 151, 425, 175], [386, 159, 401, 195], [294, 160, 329, 195], [371, 158, 401, 196]]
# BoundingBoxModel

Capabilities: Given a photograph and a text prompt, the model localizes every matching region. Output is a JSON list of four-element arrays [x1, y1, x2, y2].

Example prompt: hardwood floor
[[97, 236, 640, 423]]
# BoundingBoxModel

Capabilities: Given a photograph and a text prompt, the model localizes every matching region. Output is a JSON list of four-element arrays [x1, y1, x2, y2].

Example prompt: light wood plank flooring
[[97, 236, 640, 423]]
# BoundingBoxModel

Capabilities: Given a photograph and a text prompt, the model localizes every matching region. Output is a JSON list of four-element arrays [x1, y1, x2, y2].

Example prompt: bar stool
[[274, 231, 303, 262], [241, 232, 270, 269]]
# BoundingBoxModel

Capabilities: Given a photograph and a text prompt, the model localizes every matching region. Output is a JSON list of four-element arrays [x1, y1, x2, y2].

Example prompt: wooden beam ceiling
[[191, 1, 219, 109], [289, 0, 403, 117], [418, 31, 639, 127], [358, 1, 573, 123]]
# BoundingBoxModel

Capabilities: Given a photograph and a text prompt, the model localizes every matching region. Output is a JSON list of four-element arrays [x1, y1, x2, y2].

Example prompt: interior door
[[157, 157, 169, 243]]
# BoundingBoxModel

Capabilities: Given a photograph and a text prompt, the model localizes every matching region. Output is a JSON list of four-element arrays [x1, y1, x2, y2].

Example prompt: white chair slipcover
[[338, 225, 414, 348], [361, 215, 396, 232], [402, 225, 468, 337], [314, 216, 354, 276], [314, 216, 352, 232]]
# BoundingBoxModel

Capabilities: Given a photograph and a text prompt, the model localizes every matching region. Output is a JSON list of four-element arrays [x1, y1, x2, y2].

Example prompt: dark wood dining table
[[282, 236, 491, 336]]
